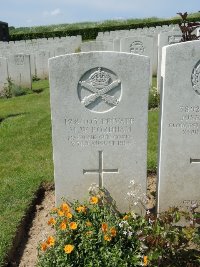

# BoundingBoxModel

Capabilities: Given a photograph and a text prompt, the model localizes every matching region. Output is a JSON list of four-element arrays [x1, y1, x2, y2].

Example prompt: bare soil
[[9, 175, 156, 267]]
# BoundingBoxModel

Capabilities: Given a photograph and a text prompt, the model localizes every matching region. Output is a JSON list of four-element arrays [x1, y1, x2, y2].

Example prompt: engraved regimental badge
[[191, 60, 200, 95], [130, 41, 144, 54], [14, 55, 25, 65], [78, 67, 122, 113]]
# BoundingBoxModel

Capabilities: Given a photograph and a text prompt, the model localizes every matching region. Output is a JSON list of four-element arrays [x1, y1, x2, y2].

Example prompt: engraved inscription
[[191, 60, 200, 95], [15, 55, 25, 65], [83, 150, 119, 188], [130, 41, 144, 54], [65, 117, 134, 147], [168, 35, 182, 45], [78, 67, 121, 113], [168, 105, 200, 135]]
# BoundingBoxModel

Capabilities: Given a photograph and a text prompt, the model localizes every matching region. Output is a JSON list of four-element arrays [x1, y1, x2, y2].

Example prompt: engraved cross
[[190, 158, 200, 164], [83, 151, 119, 188]]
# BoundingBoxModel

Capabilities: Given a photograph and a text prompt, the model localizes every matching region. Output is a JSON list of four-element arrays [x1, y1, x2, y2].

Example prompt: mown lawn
[[0, 80, 158, 266]]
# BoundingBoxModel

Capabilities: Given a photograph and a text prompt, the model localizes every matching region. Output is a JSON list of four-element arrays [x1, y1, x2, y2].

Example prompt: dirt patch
[[9, 175, 156, 267]]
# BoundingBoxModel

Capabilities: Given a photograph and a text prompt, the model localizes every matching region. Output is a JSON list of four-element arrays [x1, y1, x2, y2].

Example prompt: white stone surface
[[7, 54, 32, 89], [0, 57, 8, 93], [81, 41, 113, 52], [49, 51, 150, 213], [157, 31, 182, 91], [35, 51, 50, 79], [157, 40, 200, 213], [120, 36, 154, 81]]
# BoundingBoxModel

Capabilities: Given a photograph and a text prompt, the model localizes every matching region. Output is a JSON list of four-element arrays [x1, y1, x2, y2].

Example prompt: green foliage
[[9, 14, 200, 41], [37, 186, 200, 267], [0, 77, 31, 98], [148, 87, 160, 110]]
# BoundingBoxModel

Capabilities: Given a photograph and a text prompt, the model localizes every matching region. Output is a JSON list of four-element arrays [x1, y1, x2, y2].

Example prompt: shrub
[[148, 86, 160, 110], [0, 77, 31, 98], [37, 182, 200, 267]]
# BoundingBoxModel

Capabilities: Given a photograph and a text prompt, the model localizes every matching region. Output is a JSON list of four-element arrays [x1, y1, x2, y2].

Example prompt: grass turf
[[0, 79, 158, 266]]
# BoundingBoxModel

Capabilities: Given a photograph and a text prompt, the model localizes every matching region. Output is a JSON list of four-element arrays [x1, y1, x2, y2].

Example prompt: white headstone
[[7, 54, 32, 89], [158, 40, 200, 213], [0, 57, 8, 94], [157, 31, 182, 91], [35, 51, 50, 79], [81, 41, 113, 52], [120, 36, 154, 82], [49, 51, 150, 212]]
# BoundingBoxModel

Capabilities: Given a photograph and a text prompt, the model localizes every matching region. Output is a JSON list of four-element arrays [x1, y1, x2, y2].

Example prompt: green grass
[[0, 79, 158, 266], [0, 80, 53, 266]]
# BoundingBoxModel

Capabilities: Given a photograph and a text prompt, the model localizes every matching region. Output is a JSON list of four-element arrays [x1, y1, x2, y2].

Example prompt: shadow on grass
[[0, 113, 29, 125]]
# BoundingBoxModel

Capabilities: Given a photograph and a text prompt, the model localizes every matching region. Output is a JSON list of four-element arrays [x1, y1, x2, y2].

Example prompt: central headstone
[[49, 51, 150, 212]]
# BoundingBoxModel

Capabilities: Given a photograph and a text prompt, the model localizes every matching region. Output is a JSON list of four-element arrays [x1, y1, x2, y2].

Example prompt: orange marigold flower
[[41, 242, 48, 251], [101, 223, 108, 233], [64, 244, 74, 254], [46, 236, 55, 246], [104, 234, 111, 241], [57, 209, 64, 217], [69, 221, 77, 230], [61, 203, 70, 212], [110, 227, 117, 237], [86, 221, 92, 227], [76, 206, 87, 213], [60, 221, 67, 230], [123, 215, 129, 220], [48, 217, 56, 225], [143, 256, 148, 266], [90, 196, 98, 204], [66, 212, 72, 219]]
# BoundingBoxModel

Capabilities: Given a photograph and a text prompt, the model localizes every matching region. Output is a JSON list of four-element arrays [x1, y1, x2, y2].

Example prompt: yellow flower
[[90, 196, 99, 204], [64, 244, 74, 254], [66, 212, 72, 219], [57, 209, 64, 217], [101, 223, 108, 233], [86, 221, 92, 227], [104, 234, 111, 242], [123, 215, 129, 220], [41, 242, 48, 251], [76, 206, 87, 213], [69, 221, 77, 230], [60, 221, 67, 230], [61, 203, 70, 212], [143, 256, 148, 266], [46, 236, 55, 246], [48, 217, 56, 225], [110, 227, 117, 237]]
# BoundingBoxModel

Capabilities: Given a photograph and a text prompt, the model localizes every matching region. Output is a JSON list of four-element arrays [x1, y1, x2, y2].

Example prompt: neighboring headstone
[[0, 57, 8, 94], [157, 31, 182, 91], [120, 36, 154, 82], [49, 51, 150, 213], [35, 51, 50, 79], [81, 41, 113, 52], [7, 54, 32, 89], [157, 40, 200, 213]]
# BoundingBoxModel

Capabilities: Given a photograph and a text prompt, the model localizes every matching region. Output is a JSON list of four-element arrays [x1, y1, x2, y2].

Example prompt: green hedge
[[9, 16, 200, 41]]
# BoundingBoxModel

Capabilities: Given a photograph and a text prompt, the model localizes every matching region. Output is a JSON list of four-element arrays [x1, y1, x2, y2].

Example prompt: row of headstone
[[0, 35, 82, 93], [49, 40, 200, 215], [80, 27, 183, 79]]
